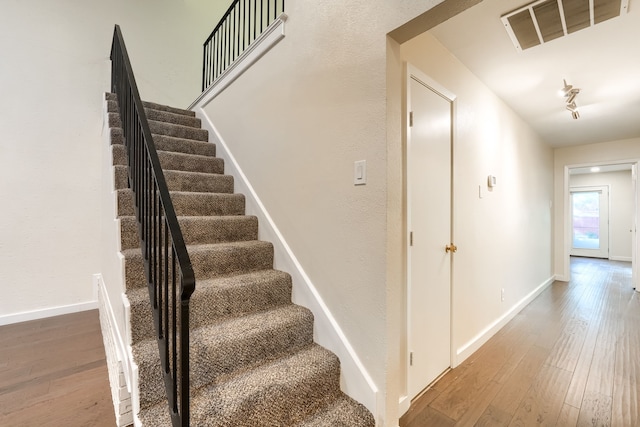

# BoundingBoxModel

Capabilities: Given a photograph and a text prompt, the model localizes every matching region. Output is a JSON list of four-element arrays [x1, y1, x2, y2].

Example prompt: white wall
[[0, 0, 230, 323], [197, 0, 556, 424], [570, 170, 634, 261], [398, 29, 554, 380], [199, 1, 450, 425], [554, 138, 640, 281]]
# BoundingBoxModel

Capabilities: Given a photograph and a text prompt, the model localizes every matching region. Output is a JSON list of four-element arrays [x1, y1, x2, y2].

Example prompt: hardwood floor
[[0, 310, 116, 426], [401, 257, 640, 427]]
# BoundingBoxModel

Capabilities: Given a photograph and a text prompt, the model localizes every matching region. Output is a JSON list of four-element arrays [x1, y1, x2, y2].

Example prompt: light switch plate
[[354, 160, 367, 185]]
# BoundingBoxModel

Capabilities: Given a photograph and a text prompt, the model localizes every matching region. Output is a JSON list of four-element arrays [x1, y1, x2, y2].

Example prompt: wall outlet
[[501, 288, 505, 302]]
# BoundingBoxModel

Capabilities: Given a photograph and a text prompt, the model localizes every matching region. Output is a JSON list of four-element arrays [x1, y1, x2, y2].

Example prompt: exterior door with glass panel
[[570, 186, 609, 258]]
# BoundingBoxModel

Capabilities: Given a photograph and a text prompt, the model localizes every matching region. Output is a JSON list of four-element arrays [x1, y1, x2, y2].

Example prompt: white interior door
[[570, 186, 609, 259], [407, 72, 453, 400]]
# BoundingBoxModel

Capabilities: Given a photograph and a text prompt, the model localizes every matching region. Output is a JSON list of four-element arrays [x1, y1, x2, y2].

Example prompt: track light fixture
[[561, 79, 581, 119]]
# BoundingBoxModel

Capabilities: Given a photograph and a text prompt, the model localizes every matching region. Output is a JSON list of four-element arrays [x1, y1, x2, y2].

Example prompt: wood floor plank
[[508, 364, 572, 426], [490, 344, 548, 417], [452, 380, 501, 426], [556, 404, 580, 427], [476, 404, 513, 427], [611, 288, 640, 426], [400, 258, 635, 427], [404, 406, 456, 427], [576, 391, 612, 427], [0, 310, 115, 426]]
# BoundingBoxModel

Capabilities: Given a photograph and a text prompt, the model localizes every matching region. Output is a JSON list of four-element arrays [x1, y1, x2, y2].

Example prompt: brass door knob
[[445, 244, 457, 253]]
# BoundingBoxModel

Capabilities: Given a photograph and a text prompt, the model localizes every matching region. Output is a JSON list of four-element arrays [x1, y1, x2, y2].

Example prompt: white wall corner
[[455, 275, 555, 365], [193, 109, 379, 419], [96, 273, 134, 427]]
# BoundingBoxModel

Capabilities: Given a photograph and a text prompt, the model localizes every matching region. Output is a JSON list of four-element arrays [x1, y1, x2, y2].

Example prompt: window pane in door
[[572, 191, 600, 249]]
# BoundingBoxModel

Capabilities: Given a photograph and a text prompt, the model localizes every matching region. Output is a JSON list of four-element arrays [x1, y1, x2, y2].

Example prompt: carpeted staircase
[[105, 93, 375, 426]]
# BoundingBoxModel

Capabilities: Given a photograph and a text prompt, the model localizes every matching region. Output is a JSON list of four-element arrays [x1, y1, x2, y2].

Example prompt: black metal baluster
[[111, 26, 195, 427]]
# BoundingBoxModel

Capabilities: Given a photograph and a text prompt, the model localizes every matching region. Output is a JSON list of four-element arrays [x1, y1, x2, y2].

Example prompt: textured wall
[[0, 0, 229, 320]]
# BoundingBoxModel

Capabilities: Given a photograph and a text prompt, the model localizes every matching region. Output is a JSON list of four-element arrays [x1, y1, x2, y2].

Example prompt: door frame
[[562, 160, 640, 289], [404, 63, 457, 404], [569, 185, 610, 258]]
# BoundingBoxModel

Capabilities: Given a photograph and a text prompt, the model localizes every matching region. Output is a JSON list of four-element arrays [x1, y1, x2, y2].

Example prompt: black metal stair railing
[[202, 0, 285, 91], [110, 25, 195, 427]]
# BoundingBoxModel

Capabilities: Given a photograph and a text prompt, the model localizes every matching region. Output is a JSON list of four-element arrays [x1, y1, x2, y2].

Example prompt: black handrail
[[110, 25, 195, 427], [202, 0, 285, 91]]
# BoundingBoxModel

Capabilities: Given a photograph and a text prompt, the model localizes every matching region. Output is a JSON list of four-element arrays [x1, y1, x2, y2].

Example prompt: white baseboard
[[0, 299, 98, 326], [398, 395, 410, 417], [193, 110, 379, 419], [610, 256, 632, 262], [96, 274, 134, 427], [455, 276, 555, 364]]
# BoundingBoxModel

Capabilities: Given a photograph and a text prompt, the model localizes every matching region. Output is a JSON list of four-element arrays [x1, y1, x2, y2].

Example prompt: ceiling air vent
[[502, 0, 629, 51]]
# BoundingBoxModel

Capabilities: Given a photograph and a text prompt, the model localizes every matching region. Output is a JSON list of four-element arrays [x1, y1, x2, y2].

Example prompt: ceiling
[[429, 0, 640, 147]]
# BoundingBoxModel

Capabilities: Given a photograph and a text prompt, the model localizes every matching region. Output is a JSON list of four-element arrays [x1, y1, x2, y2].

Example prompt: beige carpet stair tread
[[106, 100, 201, 128], [299, 395, 375, 427], [114, 166, 233, 193], [123, 241, 274, 289], [106, 92, 195, 117], [117, 188, 245, 217], [120, 215, 257, 250], [152, 134, 216, 157], [144, 107, 201, 128], [149, 119, 208, 141], [139, 344, 342, 427], [133, 304, 316, 408], [157, 150, 224, 174], [127, 269, 293, 344], [111, 144, 223, 174]]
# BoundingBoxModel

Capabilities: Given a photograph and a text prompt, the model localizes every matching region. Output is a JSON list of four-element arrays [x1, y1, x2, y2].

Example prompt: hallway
[[401, 257, 639, 426]]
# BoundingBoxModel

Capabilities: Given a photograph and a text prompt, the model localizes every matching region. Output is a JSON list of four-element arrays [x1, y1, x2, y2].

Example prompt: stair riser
[[124, 242, 274, 290], [158, 151, 224, 175], [190, 243, 274, 280], [107, 102, 202, 128], [111, 144, 223, 175], [149, 121, 208, 142], [164, 171, 233, 193], [106, 93, 195, 117], [170, 192, 245, 217], [194, 351, 342, 427], [124, 253, 146, 291], [114, 165, 128, 190], [114, 165, 233, 194], [154, 135, 216, 157], [110, 127, 216, 158], [117, 190, 245, 217], [145, 108, 201, 129], [137, 309, 315, 409], [120, 216, 259, 250], [111, 114, 208, 141]]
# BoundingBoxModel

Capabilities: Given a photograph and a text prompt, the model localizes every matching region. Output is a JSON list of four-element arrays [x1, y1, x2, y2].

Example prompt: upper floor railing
[[110, 24, 195, 427], [202, 0, 285, 91]]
